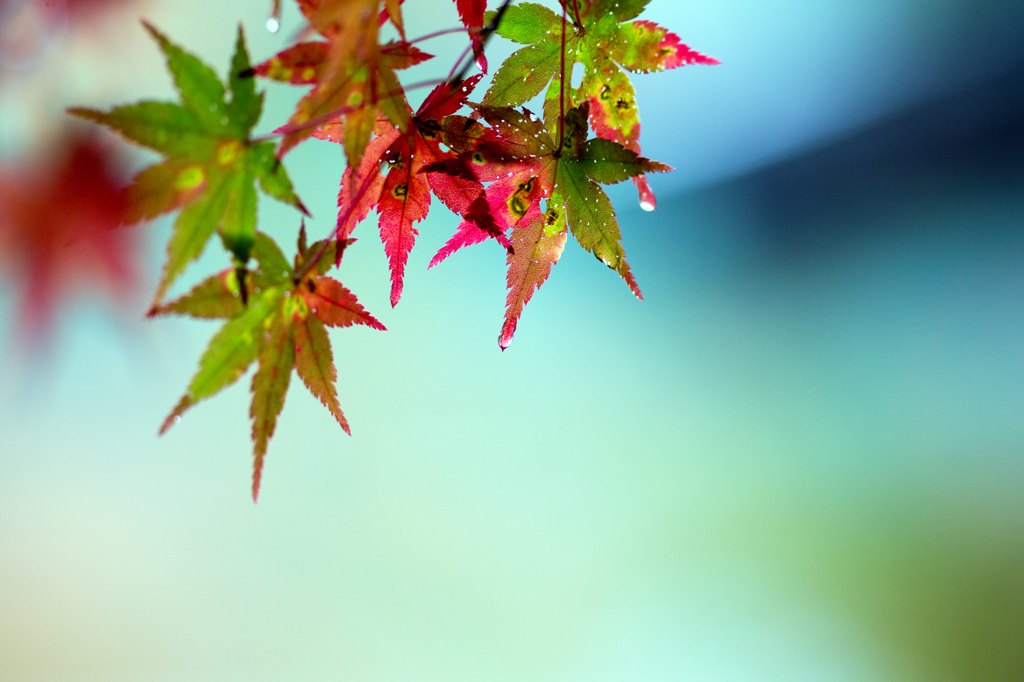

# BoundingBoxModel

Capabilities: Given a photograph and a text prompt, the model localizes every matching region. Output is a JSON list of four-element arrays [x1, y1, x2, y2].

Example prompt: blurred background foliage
[[1, 1, 1023, 680]]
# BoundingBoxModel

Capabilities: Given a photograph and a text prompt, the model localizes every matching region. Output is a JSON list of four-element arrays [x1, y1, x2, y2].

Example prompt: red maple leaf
[[334, 74, 508, 306], [0, 133, 137, 342]]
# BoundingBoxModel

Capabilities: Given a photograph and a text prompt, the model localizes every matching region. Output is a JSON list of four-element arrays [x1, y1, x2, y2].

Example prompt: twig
[[403, 26, 475, 46]]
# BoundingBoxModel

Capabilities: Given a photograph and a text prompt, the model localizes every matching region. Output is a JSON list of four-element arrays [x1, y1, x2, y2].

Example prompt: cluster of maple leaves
[[58, 0, 717, 499]]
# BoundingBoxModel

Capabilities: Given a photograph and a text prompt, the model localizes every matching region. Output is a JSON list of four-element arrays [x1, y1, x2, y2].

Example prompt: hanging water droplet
[[266, 17, 280, 33], [174, 416, 182, 425], [639, 199, 655, 212]]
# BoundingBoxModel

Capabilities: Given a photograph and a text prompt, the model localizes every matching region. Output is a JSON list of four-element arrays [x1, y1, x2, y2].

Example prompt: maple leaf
[[429, 102, 670, 346], [483, 0, 717, 209], [155, 228, 385, 501], [333, 74, 507, 307], [70, 23, 306, 308], [0, 133, 137, 342], [253, 0, 418, 165]]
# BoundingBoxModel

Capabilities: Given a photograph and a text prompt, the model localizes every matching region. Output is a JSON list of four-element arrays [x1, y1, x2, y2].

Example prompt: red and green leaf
[[485, 0, 716, 208], [498, 203, 566, 349]]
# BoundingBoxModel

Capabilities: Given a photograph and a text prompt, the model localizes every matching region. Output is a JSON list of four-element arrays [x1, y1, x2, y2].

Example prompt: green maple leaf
[[153, 230, 385, 501], [69, 22, 308, 308], [483, 1, 717, 207]]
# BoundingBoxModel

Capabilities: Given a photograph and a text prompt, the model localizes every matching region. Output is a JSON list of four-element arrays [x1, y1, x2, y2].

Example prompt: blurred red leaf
[[0, 133, 138, 341]]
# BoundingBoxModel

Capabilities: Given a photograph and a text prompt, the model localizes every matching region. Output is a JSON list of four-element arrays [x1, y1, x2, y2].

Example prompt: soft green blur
[[1, 1, 1023, 681]]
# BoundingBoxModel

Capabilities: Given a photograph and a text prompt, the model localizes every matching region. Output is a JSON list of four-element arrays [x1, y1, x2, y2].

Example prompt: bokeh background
[[2, 0, 1024, 680]]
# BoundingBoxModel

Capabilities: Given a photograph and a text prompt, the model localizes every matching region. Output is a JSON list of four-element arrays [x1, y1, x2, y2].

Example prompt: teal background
[[2, 1, 1024, 680]]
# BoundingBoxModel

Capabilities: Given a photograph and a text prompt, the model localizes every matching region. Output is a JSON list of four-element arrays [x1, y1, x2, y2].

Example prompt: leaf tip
[[65, 106, 93, 119], [159, 396, 192, 435], [252, 461, 263, 502], [140, 19, 166, 46], [498, 321, 515, 350]]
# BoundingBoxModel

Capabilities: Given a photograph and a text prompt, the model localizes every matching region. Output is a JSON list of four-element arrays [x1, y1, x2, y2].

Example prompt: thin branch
[[445, 44, 476, 82], [402, 26, 474, 46]]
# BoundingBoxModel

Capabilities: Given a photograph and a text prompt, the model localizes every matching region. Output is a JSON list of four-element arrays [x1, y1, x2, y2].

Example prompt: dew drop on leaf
[[266, 17, 280, 33]]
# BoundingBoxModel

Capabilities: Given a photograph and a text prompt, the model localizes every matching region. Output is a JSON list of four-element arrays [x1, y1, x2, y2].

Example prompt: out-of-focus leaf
[[0, 134, 136, 342]]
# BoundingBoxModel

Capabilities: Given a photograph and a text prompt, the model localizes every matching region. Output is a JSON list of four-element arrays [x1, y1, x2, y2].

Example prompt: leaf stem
[[569, 0, 583, 27], [402, 26, 475, 46], [557, 0, 567, 152]]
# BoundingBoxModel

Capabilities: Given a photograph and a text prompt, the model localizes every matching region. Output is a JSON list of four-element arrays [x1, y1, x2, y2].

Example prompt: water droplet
[[174, 416, 182, 425], [639, 199, 655, 212], [266, 17, 280, 33]]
